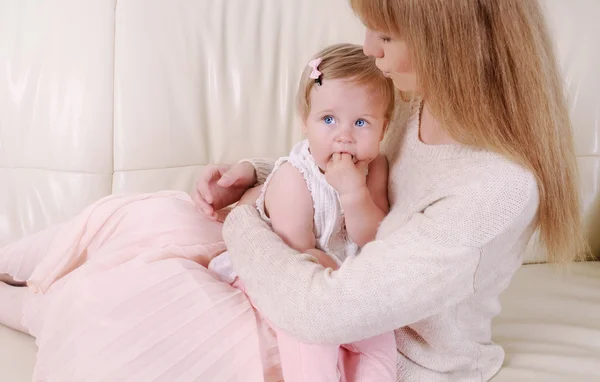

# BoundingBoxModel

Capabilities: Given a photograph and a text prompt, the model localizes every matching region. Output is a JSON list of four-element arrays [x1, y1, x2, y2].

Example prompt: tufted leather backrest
[[1, 0, 598, 260]]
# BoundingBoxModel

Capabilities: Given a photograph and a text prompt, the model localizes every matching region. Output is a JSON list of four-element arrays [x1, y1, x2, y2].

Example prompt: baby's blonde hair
[[350, 0, 589, 263], [297, 43, 395, 122]]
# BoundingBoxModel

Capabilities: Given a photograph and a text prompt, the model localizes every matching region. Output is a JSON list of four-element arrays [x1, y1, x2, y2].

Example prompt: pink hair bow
[[308, 58, 323, 82]]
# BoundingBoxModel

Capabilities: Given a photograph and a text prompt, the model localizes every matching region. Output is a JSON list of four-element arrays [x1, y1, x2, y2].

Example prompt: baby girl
[[205, 43, 397, 382]]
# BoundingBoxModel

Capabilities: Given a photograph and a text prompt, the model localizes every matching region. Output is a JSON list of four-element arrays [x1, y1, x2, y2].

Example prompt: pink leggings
[[233, 279, 397, 382]]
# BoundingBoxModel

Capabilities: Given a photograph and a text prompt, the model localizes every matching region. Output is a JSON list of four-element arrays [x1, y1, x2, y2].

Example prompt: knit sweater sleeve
[[239, 158, 276, 185], [223, 168, 538, 344]]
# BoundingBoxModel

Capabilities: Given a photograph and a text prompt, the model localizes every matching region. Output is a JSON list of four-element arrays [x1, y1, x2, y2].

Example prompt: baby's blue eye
[[323, 116, 335, 125], [355, 119, 368, 127]]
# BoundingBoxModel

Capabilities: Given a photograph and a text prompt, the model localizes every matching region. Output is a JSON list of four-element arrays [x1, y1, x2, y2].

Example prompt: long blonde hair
[[350, 0, 588, 263]]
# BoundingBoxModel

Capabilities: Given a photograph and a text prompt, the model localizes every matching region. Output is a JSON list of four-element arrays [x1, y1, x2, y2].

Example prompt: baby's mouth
[[334, 151, 358, 164]]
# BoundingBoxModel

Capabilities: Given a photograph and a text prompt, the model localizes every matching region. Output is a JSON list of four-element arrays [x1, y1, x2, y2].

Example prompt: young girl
[[207, 43, 397, 381]]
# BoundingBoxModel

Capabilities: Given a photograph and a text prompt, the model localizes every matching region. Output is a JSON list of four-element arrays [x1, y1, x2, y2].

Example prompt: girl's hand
[[325, 153, 369, 197], [193, 162, 257, 220]]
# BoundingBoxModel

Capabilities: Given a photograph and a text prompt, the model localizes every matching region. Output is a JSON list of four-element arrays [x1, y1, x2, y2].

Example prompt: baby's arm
[[264, 163, 338, 270], [340, 154, 389, 247]]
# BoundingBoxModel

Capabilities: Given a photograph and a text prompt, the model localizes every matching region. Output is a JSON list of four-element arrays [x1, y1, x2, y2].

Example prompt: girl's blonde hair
[[350, 0, 588, 263], [297, 43, 395, 122]]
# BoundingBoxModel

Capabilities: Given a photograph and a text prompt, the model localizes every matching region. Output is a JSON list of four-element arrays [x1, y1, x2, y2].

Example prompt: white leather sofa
[[1, 0, 598, 381]]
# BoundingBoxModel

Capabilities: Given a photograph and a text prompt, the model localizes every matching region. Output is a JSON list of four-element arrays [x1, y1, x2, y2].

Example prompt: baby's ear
[[301, 122, 309, 135], [380, 120, 389, 141]]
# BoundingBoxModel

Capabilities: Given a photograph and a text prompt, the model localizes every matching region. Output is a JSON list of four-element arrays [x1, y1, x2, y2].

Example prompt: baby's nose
[[335, 128, 354, 143], [335, 135, 352, 144]]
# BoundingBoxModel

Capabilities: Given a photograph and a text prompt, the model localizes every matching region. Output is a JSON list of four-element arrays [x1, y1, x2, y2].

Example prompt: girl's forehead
[[309, 80, 387, 116], [311, 79, 380, 100]]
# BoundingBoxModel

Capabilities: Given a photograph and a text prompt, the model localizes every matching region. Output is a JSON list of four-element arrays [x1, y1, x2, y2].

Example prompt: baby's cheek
[[359, 141, 381, 161]]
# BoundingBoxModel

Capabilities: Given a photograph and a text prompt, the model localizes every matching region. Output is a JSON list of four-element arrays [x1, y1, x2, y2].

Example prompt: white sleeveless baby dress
[[209, 139, 359, 282]]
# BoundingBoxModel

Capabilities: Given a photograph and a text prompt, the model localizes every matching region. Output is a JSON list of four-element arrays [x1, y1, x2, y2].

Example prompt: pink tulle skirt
[[0, 191, 281, 381]]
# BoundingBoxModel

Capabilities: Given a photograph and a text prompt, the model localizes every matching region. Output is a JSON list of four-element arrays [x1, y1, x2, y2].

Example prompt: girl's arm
[[341, 154, 389, 246], [240, 158, 277, 186], [263, 162, 337, 269]]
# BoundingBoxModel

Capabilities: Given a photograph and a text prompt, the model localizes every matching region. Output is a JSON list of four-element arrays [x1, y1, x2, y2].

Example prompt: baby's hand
[[325, 153, 368, 197]]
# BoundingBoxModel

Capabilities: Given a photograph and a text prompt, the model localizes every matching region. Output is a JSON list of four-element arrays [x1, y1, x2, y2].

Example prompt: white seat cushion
[[0, 324, 35, 382], [1, 262, 599, 381], [493, 262, 600, 381]]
